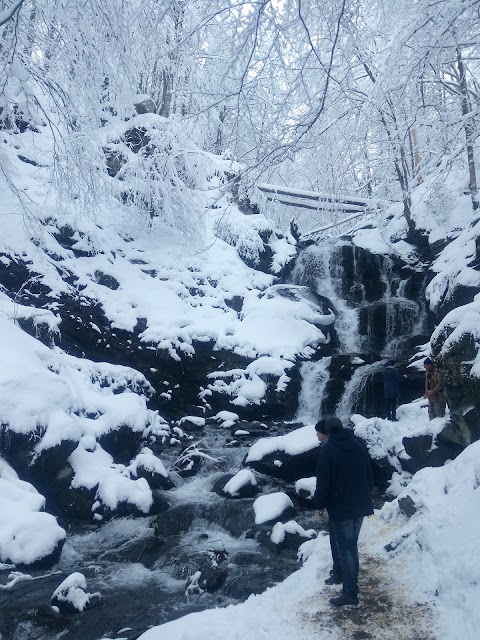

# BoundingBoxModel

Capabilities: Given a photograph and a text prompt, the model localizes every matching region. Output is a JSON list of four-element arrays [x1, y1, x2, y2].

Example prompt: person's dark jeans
[[385, 396, 398, 420], [329, 517, 364, 598]]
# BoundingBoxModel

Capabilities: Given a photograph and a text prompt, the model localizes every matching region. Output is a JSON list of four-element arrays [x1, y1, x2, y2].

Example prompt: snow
[[295, 477, 316, 499], [381, 440, 480, 638], [253, 492, 294, 525], [129, 448, 169, 478], [351, 401, 448, 467], [0, 457, 66, 566], [246, 425, 319, 463], [213, 411, 239, 422], [222, 469, 257, 497], [270, 520, 316, 545], [0, 301, 168, 515], [0, 125, 328, 408], [431, 293, 480, 377], [51, 572, 92, 612]]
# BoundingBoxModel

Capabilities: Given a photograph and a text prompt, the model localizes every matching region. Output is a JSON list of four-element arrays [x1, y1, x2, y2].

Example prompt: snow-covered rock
[[253, 492, 295, 525], [0, 458, 65, 568], [51, 572, 102, 615], [246, 425, 319, 481], [221, 469, 258, 499]]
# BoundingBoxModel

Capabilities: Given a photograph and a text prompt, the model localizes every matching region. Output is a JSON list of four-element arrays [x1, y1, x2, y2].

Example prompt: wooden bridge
[[256, 182, 385, 241]]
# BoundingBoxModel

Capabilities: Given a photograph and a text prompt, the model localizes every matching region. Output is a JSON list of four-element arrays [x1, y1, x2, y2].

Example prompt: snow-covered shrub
[[214, 211, 273, 266]]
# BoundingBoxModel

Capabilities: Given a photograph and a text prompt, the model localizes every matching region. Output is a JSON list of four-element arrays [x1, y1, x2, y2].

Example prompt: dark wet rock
[[134, 96, 156, 115], [197, 565, 229, 592], [105, 148, 127, 177], [150, 491, 172, 515], [99, 425, 144, 465], [100, 535, 164, 568], [135, 466, 174, 491], [36, 604, 70, 629], [246, 446, 318, 482], [398, 495, 417, 518], [431, 306, 480, 448], [401, 433, 463, 474], [205, 500, 255, 537], [29, 440, 78, 483], [370, 457, 397, 491], [94, 270, 120, 290], [54, 485, 97, 522], [153, 504, 206, 538]]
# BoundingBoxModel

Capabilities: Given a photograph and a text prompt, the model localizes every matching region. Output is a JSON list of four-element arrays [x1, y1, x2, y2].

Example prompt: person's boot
[[324, 574, 343, 585], [329, 593, 359, 607]]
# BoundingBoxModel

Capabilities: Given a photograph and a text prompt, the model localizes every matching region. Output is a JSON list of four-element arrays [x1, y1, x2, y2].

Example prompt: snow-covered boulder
[[269, 520, 317, 551], [253, 492, 295, 526], [213, 469, 258, 499], [51, 573, 102, 615], [431, 294, 480, 447], [0, 458, 65, 568], [351, 405, 463, 486], [245, 425, 319, 482], [129, 447, 173, 490], [294, 477, 316, 501]]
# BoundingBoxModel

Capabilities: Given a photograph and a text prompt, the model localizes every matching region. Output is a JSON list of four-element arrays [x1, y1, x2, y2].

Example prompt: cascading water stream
[[291, 237, 428, 422], [290, 240, 361, 354], [335, 361, 385, 422], [296, 357, 332, 424]]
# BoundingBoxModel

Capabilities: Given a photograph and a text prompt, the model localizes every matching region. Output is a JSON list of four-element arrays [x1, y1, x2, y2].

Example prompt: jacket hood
[[330, 429, 358, 450]]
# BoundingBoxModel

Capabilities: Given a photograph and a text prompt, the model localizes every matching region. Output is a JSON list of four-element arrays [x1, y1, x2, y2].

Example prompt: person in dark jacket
[[314, 416, 374, 608], [383, 360, 407, 421]]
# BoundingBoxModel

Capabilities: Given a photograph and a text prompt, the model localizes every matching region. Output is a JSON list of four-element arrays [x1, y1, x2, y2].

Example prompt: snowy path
[[299, 553, 437, 639], [136, 513, 445, 640]]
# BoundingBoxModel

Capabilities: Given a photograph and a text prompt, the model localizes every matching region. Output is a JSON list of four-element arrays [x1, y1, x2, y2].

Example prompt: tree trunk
[[456, 46, 478, 211]]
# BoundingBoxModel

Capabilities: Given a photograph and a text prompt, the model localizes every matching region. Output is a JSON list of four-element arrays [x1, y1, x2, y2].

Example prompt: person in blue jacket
[[383, 360, 407, 421], [314, 416, 374, 608]]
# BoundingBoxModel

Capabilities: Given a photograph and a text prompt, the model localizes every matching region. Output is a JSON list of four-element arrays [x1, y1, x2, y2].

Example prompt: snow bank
[[0, 308, 168, 515], [0, 458, 65, 566], [431, 293, 480, 377], [381, 440, 480, 638]]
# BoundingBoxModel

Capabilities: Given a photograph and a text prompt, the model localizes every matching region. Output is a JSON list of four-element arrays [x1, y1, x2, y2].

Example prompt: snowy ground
[[128, 410, 480, 640]]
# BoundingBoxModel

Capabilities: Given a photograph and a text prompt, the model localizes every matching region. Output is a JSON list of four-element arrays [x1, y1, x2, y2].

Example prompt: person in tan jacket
[[424, 358, 446, 420]]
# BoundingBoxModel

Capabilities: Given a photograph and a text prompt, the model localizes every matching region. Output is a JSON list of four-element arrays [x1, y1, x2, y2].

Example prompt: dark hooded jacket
[[383, 366, 404, 399], [314, 429, 374, 520]]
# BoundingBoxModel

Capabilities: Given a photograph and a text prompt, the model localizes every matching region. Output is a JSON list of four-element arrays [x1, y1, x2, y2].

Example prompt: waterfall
[[335, 361, 384, 421], [290, 241, 360, 354], [296, 357, 331, 424]]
